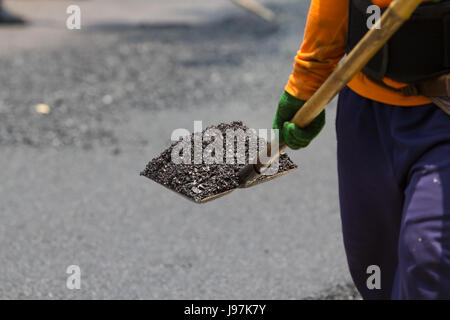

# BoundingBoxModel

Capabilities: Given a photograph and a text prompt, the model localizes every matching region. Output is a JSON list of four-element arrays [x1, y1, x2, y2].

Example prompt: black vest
[[347, 0, 450, 83]]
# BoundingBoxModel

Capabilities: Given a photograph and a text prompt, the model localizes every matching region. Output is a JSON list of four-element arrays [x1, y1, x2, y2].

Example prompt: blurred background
[[0, 0, 359, 299]]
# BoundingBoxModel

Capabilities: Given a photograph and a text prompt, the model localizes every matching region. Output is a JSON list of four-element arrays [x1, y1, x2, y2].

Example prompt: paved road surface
[[0, 0, 358, 299]]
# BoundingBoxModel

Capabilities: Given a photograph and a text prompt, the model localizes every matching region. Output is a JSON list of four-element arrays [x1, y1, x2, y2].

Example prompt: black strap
[[445, 14, 450, 68], [348, 0, 450, 83]]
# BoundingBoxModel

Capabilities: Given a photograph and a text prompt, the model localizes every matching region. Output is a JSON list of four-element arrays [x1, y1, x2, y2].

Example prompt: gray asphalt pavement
[[0, 0, 358, 299]]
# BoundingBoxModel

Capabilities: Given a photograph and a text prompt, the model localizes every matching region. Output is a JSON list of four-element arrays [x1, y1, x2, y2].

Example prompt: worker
[[273, 0, 450, 299], [0, 0, 26, 24]]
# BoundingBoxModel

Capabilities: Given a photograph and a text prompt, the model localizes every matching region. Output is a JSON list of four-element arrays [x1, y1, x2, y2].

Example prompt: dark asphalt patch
[[140, 121, 297, 202]]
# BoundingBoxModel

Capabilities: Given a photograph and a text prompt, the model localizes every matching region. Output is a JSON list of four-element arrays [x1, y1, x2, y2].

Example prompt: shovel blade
[[239, 165, 298, 188], [146, 164, 298, 204], [196, 164, 298, 203], [197, 165, 297, 203], [196, 188, 237, 203]]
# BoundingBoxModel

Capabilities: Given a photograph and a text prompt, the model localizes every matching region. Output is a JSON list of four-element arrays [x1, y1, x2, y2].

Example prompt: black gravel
[[140, 121, 297, 202]]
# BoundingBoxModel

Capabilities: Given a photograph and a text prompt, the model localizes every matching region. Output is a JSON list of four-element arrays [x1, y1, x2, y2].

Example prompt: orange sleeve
[[286, 0, 433, 106], [285, 0, 349, 100]]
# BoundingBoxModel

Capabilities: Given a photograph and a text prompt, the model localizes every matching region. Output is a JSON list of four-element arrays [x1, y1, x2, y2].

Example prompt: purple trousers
[[336, 87, 450, 300]]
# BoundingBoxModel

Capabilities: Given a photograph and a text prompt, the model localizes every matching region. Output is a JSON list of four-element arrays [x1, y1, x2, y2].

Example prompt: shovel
[[142, 0, 422, 203]]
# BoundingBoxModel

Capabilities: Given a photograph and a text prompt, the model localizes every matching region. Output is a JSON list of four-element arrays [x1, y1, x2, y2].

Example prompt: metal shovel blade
[[143, 163, 297, 204], [188, 164, 298, 203]]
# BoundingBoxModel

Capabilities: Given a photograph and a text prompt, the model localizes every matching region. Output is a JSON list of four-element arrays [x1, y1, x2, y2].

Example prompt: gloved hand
[[272, 91, 325, 150]]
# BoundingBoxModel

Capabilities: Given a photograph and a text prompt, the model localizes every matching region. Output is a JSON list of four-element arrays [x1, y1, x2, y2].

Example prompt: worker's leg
[[391, 117, 450, 299], [336, 87, 403, 299]]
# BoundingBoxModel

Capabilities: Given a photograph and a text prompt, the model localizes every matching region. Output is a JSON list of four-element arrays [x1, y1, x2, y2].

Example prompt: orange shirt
[[285, 0, 432, 106]]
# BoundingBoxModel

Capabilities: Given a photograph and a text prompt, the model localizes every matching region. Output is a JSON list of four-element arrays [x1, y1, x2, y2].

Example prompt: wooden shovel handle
[[291, 0, 422, 128], [230, 0, 276, 23]]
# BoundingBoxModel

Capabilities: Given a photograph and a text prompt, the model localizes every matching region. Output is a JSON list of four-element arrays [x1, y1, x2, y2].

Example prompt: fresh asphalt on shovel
[[140, 121, 297, 203]]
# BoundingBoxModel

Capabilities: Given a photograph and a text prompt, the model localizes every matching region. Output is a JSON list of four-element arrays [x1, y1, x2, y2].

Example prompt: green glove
[[272, 91, 325, 150]]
